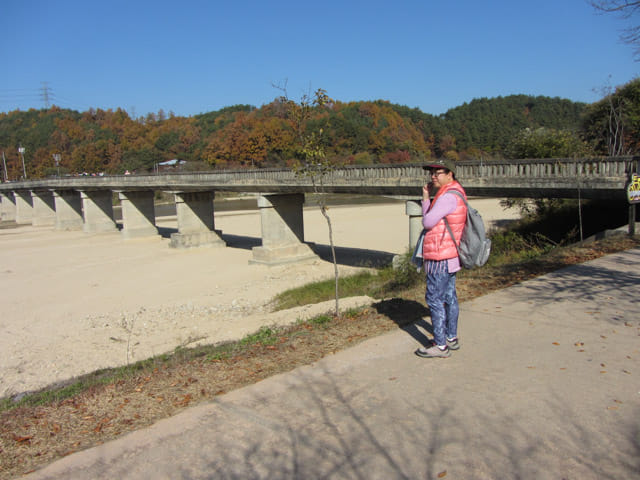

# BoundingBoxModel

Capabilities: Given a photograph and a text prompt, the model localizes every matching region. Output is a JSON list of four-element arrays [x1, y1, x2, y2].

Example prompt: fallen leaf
[[614, 399, 623, 404], [623, 370, 631, 374], [601, 363, 606, 367], [438, 471, 448, 478], [552, 342, 560, 346], [600, 371, 607, 374], [574, 342, 584, 346], [174, 394, 192, 407], [607, 406, 618, 410], [13, 434, 33, 443]]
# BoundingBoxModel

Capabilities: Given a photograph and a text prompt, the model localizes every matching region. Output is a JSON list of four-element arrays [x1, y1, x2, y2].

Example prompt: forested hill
[[1, 79, 639, 179], [441, 95, 586, 152]]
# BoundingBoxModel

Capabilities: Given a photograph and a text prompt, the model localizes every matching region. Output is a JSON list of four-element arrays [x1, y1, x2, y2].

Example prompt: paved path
[[27, 248, 640, 480]]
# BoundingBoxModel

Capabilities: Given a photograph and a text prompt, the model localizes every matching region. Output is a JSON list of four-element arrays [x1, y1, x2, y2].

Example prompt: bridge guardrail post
[[405, 200, 423, 250]]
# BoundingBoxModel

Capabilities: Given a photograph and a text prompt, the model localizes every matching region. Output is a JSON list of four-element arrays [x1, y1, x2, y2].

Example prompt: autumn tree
[[506, 127, 593, 158], [279, 86, 341, 315]]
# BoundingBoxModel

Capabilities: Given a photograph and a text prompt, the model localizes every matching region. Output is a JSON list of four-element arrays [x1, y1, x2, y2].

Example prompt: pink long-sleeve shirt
[[422, 193, 462, 273]]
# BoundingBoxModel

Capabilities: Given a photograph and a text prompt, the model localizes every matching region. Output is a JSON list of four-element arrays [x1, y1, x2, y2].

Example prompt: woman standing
[[415, 159, 467, 359]]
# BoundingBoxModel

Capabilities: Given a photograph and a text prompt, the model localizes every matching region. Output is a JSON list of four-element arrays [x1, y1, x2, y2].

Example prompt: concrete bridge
[[1, 156, 637, 265]]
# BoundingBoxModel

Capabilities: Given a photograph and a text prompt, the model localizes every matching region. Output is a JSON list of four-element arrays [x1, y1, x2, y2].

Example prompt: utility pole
[[53, 153, 61, 177], [18, 146, 26, 179], [2, 151, 8, 182]]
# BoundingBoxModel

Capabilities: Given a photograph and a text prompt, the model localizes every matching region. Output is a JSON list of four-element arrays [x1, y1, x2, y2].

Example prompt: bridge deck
[[1, 157, 637, 199]]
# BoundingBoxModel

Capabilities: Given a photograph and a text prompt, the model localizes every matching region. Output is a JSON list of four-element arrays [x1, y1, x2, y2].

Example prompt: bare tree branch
[[590, 0, 640, 59]]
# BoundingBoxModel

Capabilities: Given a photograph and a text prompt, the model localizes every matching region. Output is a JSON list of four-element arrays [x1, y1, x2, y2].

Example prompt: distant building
[[158, 159, 186, 172]]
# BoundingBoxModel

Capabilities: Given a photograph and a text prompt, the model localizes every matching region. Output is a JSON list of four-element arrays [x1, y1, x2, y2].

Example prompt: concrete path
[[27, 248, 640, 480]]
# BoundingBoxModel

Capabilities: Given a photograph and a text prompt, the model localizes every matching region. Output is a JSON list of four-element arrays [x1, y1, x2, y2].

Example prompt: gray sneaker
[[415, 345, 451, 358], [447, 337, 460, 350]]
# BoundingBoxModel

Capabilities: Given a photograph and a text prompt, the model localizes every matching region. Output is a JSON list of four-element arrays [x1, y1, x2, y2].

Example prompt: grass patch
[[272, 270, 383, 310], [309, 314, 333, 325], [271, 250, 426, 311], [238, 326, 278, 346]]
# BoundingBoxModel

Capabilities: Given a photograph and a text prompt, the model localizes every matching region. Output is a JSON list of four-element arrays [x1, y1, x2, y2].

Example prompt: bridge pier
[[53, 190, 84, 230], [31, 190, 56, 227], [405, 199, 423, 250], [118, 190, 159, 239], [14, 190, 33, 224], [0, 192, 16, 222], [80, 190, 118, 233], [169, 191, 226, 248], [250, 193, 316, 265]]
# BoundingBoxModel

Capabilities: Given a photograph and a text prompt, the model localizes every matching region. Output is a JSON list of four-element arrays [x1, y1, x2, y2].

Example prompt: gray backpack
[[443, 191, 491, 269]]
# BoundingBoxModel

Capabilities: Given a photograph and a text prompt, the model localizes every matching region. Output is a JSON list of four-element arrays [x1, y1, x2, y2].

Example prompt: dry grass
[[1, 235, 638, 479]]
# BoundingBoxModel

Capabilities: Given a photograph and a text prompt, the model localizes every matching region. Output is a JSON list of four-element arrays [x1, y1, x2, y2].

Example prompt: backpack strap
[[442, 190, 468, 257], [443, 217, 461, 256], [444, 189, 469, 208]]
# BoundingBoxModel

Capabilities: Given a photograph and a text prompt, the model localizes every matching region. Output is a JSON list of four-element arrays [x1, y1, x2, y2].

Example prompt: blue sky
[[1, 0, 638, 118]]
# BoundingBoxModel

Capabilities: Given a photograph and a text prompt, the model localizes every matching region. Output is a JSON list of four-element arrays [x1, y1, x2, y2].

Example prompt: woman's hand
[[423, 183, 433, 200]]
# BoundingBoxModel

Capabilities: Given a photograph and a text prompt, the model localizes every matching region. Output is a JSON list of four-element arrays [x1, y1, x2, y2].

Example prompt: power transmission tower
[[41, 81, 51, 108]]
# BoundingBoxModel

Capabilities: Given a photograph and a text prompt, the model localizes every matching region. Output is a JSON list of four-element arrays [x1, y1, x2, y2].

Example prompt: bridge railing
[[0, 156, 637, 199]]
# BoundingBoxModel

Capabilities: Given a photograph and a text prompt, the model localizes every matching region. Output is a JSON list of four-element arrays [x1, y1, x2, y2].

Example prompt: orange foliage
[[2, 98, 441, 178]]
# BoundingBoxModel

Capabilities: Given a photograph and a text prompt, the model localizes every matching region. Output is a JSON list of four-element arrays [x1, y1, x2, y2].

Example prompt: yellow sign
[[628, 173, 640, 204]]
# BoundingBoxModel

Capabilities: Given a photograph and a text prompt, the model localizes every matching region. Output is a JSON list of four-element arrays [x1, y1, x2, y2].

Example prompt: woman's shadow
[[373, 298, 433, 347]]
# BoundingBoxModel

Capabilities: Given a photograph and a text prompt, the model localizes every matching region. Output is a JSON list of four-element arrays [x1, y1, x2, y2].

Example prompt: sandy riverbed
[[0, 199, 519, 398]]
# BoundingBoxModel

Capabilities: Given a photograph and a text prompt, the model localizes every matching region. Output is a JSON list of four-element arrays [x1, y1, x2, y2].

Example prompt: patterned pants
[[425, 259, 459, 346]]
